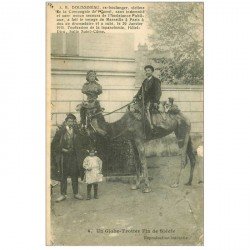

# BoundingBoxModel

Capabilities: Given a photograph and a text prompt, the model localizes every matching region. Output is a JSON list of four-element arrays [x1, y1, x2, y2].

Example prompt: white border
[[1, 0, 250, 249]]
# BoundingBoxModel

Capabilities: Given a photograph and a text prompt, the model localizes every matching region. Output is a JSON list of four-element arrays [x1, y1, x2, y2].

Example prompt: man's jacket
[[50, 124, 89, 181], [135, 76, 162, 104]]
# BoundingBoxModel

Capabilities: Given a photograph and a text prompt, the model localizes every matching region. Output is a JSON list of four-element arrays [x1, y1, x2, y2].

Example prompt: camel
[[78, 101, 196, 193]]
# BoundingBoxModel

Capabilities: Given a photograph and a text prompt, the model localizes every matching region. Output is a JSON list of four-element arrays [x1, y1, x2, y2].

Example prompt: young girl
[[83, 149, 103, 200]]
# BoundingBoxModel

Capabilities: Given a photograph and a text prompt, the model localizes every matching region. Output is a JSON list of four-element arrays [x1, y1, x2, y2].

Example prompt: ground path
[[50, 156, 203, 245]]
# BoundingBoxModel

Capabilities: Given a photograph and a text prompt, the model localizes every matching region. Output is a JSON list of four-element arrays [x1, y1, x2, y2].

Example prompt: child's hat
[[87, 148, 97, 154]]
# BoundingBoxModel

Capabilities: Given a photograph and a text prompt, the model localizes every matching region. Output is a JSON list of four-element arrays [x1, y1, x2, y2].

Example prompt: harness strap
[[89, 101, 133, 118]]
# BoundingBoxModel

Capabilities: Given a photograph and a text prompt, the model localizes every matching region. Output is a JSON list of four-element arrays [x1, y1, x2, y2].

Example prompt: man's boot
[[86, 184, 92, 200], [55, 194, 66, 202], [146, 111, 159, 135], [74, 193, 84, 200], [146, 109, 154, 130], [94, 184, 98, 199]]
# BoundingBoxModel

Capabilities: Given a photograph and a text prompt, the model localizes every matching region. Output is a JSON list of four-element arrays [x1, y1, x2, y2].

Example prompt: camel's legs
[[185, 137, 196, 185], [180, 132, 190, 167], [134, 139, 151, 193], [131, 161, 141, 190], [171, 130, 190, 188], [130, 140, 141, 190]]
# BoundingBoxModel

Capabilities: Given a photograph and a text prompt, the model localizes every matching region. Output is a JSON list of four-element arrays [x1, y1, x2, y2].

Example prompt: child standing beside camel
[[83, 149, 103, 200]]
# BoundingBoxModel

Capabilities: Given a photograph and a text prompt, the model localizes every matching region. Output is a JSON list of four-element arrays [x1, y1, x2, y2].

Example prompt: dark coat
[[51, 124, 89, 181], [135, 76, 162, 105]]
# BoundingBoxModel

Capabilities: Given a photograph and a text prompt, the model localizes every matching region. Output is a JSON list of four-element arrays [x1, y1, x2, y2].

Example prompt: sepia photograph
[[3, 0, 250, 249], [47, 2, 204, 246]]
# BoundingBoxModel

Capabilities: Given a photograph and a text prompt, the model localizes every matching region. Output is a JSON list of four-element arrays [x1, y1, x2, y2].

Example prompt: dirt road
[[49, 156, 203, 245]]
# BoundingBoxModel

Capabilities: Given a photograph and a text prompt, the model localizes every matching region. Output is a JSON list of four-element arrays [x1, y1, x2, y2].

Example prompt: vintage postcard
[[46, 1, 204, 246]]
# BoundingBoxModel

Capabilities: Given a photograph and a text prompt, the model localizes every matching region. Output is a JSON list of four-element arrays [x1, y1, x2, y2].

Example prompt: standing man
[[133, 65, 162, 129], [51, 113, 84, 202]]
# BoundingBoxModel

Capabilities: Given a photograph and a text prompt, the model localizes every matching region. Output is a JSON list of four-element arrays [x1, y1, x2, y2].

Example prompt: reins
[[83, 100, 140, 140], [89, 101, 133, 118]]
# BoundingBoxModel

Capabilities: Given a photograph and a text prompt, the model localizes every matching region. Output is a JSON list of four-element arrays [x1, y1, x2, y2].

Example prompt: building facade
[[51, 33, 203, 141], [51, 33, 137, 137]]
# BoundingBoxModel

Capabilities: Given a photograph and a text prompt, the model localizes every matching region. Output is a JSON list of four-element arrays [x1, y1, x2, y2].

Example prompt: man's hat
[[168, 97, 174, 104], [144, 65, 154, 72], [65, 113, 76, 121]]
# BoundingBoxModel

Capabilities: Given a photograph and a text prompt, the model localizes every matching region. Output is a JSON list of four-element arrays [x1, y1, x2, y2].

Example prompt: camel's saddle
[[130, 100, 188, 131]]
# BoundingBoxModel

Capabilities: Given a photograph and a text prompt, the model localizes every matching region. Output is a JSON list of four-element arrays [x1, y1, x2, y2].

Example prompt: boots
[[94, 184, 98, 199], [55, 194, 66, 202], [86, 184, 92, 200], [74, 193, 84, 200], [146, 109, 154, 129], [86, 184, 99, 199]]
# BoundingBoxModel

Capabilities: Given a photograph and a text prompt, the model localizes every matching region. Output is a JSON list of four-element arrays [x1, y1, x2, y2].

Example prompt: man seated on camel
[[133, 65, 162, 132]]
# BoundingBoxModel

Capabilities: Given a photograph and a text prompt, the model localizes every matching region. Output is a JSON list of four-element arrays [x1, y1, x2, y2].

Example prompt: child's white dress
[[83, 156, 103, 184]]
